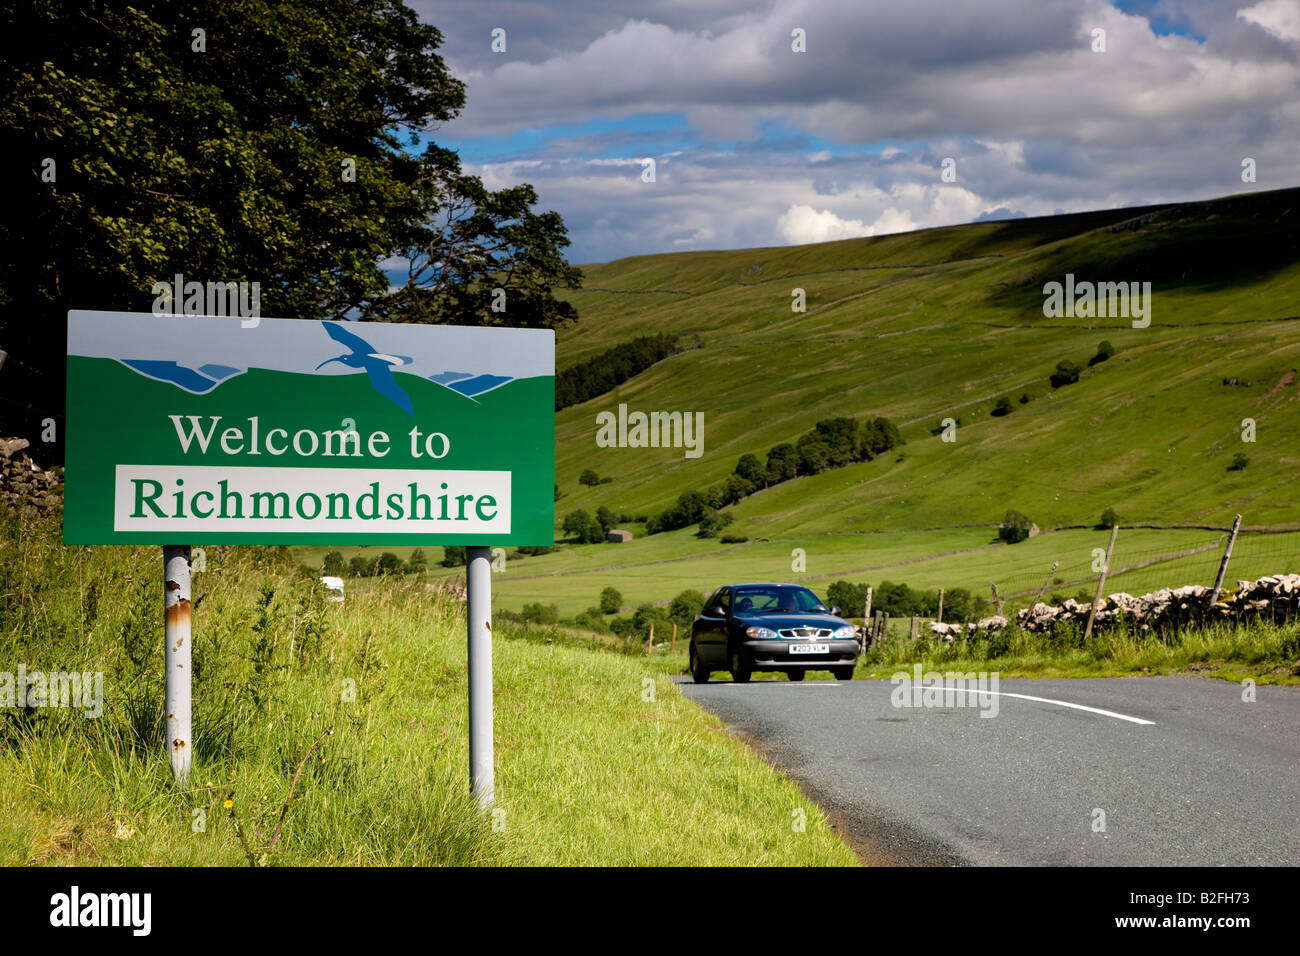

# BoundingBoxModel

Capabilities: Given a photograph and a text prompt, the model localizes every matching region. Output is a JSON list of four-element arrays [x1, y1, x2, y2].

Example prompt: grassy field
[[545, 189, 1300, 537], [294, 524, 1300, 621], [291, 188, 1300, 620], [0, 511, 856, 866]]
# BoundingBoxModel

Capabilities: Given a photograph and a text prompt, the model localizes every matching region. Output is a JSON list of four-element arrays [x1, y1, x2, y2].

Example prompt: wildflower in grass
[[223, 799, 233, 809]]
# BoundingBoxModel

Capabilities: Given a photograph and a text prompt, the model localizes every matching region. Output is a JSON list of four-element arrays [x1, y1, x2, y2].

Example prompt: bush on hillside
[[999, 510, 1034, 544], [1050, 360, 1081, 388]]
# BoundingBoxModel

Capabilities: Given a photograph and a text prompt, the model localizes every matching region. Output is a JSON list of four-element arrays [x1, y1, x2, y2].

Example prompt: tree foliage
[[0, 0, 580, 441], [599, 586, 622, 614], [999, 510, 1034, 544], [554, 333, 681, 410]]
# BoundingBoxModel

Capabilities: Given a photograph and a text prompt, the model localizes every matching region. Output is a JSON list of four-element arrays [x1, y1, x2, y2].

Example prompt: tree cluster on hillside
[[826, 579, 980, 622], [554, 333, 682, 410], [338, 549, 428, 577], [645, 414, 902, 535], [562, 506, 619, 543]]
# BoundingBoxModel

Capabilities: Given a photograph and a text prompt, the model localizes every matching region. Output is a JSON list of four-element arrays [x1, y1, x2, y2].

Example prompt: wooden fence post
[[647, 623, 655, 656], [1084, 525, 1119, 640], [990, 582, 1003, 617], [670, 622, 678, 654], [1032, 561, 1060, 612], [936, 588, 944, 624], [1210, 514, 1243, 604]]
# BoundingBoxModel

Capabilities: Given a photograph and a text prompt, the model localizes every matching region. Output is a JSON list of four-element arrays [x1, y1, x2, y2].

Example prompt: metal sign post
[[163, 544, 192, 784], [466, 546, 493, 809]]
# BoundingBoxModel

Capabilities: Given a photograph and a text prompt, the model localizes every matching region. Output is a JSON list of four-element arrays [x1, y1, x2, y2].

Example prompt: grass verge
[[0, 510, 855, 866]]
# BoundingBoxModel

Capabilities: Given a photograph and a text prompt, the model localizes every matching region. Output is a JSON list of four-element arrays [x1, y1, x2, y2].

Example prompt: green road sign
[[64, 311, 554, 545]]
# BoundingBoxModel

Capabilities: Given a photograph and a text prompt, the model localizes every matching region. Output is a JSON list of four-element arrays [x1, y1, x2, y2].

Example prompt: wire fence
[[992, 528, 1300, 613]]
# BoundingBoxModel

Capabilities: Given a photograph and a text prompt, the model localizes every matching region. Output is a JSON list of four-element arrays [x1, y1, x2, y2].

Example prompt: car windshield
[[731, 586, 828, 615]]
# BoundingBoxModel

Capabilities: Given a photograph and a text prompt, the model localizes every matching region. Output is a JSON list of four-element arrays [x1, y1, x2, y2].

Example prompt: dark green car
[[689, 582, 859, 683]]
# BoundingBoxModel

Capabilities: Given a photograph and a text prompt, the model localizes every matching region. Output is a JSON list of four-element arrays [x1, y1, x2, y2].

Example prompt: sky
[[409, 0, 1300, 266]]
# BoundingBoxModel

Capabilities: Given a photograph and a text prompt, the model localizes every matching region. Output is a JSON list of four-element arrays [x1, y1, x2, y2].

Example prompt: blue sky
[[407, 0, 1300, 265]]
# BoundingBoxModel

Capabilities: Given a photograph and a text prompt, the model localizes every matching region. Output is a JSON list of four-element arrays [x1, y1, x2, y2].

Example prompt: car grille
[[779, 627, 833, 638]]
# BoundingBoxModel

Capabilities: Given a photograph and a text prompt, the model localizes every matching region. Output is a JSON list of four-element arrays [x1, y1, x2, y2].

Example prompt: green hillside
[[306, 188, 1300, 616], [553, 188, 1300, 531]]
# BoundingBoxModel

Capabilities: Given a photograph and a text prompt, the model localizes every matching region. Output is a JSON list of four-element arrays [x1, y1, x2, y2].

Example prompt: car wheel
[[832, 665, 856, 681], [787, 668, 806, 681], [690, 644, 710, 684], [730, 646, 752, 683]]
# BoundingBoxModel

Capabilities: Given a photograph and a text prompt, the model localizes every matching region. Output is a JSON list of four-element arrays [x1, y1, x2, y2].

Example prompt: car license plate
[[789, 643, 829, 654]]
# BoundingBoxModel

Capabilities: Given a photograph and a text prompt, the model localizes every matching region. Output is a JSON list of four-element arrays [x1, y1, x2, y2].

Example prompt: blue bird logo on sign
[[315, 321, 415, 415]]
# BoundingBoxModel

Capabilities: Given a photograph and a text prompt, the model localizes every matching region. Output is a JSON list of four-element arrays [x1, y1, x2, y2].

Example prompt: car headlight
[[833, 625, 856, 640], [745, 626, 778, 640]]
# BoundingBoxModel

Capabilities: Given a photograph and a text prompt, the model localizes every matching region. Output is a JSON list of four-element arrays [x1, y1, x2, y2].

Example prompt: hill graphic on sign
[[115, 321, 518, 408]]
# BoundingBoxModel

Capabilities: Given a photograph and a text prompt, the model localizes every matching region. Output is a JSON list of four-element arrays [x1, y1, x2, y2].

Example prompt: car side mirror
[[712, 606, 726, 617], [830, 606, 841, 616]]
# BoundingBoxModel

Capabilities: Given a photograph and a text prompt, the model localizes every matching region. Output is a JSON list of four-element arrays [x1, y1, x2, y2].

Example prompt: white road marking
[[941, 687, 1155, 725]]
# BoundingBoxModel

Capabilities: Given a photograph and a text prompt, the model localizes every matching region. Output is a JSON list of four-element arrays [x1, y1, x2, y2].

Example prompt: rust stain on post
[[163, 545, 193, 784]]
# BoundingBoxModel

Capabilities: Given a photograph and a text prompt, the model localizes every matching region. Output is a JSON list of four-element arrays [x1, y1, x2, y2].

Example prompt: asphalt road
[[675, 673, 1300, 865]]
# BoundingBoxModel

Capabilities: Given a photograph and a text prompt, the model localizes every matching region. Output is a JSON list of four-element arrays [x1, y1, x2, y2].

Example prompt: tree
[[696, 509, 734, 538], [1098, 507, 1119, 529], [826, 580, 870, 617], [999, 510, 1034, 544], [407, 548, 427, 572], [1229, 452, 1249, 471], [992, 396, 1014, 417], [377, 552, 403, 574], [631, 604, 669, 639], [555, 333, 680, 410], [722, 475, 755, 505], [520, 602, 558, 625], [1089, 340, 1117, 366], [1050, 360, 1082, 388], [599, 587, 623, 614], [859, 417, 902, 459], [562, 509, 602, 543], [809, 417, 859, 467], [323, 552, 344, 575], [579, 469, 601, 487], [704, 483, 728, 510], [734, 453, 766, 487], [797, 440, 831, 475], [766, 444, 799, 484], [349, 555, 372, 577], [941, 587, 978, 623], [595, 506, 616, 534], [0, 0, 581, 446], [441, 546, 466, 567], [667, 590, 706, 629]]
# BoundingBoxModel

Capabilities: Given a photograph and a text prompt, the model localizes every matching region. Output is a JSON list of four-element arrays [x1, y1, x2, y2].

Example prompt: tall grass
[[0, 508, 505, 865], [0, 509, 857, 866], [854, 616, 1300, 681]]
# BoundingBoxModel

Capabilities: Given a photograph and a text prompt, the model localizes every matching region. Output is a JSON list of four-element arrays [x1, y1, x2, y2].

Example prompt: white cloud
[[423, 0, 1300, 263], [777, 204, 871, 244], [1237, 0, 1300, 41]]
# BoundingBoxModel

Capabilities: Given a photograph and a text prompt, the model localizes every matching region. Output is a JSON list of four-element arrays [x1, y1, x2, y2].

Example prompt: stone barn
[[607, 529, 633, 543]]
